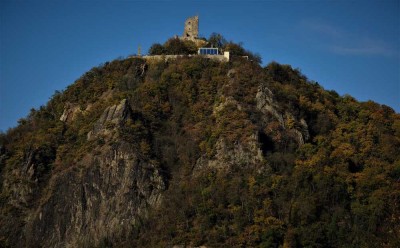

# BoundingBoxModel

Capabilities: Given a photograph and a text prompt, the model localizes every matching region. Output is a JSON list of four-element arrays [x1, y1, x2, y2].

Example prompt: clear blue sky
[[1, 0, 399, 131]]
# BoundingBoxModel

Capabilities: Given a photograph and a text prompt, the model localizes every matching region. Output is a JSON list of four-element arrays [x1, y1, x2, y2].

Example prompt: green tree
[[208, 32, 227, 48], [148, 43, 166, 55]]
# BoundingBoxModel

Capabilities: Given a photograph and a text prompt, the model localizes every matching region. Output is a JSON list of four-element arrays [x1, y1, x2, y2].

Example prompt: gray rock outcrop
[[60, 103, 82, 122], [87, 99, 132, 140], [25, 142, 165, 247], [256, 84, 309, 146]]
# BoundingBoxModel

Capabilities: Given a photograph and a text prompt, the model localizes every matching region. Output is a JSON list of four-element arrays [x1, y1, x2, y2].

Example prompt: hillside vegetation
[[0, 43, 399, 247]]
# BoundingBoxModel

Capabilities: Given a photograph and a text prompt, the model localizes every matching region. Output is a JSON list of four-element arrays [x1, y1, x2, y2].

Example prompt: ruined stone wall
[[182, 16, 199, 40]]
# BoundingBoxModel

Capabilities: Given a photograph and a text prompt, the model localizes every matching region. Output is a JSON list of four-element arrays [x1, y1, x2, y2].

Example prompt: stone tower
[[182, 16, 199, 40]]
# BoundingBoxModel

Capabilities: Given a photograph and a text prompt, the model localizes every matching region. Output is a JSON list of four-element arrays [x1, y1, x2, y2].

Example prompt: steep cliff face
[[1, 95, 165, 247], [25, 141, 164, 247], [256, 84, 310, 145], [1, 57, 399, 247], [87, 99, 132, 140]]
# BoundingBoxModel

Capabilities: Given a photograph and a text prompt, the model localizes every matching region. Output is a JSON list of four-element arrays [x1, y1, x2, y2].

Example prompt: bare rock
[[60, 103, 82, 122], [256, 85, 284, 126], [256, 84, 309, 146], [196, 134, 264, 171], [87, 99, 132, 140], [227, 68, 236, 78], [25, 142, 165, 247]]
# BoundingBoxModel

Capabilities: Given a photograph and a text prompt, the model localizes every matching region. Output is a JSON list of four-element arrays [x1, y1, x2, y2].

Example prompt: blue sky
[[1, 0, 399, 131]]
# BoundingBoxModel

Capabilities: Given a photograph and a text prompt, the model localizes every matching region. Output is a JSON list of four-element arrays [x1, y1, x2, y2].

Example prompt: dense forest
[[0, 37, 399, 247]]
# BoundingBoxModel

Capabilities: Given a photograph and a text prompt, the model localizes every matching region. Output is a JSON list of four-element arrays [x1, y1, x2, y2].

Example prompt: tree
[[224, 42, 262, 64], [208, 33, 227, 48], [148, 43, 166, 55], [164, 38, 194, 55]]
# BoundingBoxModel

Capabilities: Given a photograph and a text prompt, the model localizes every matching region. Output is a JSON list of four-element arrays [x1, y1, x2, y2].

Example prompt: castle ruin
[[131, 16, 229, 62], [181, 16, 199, 41]]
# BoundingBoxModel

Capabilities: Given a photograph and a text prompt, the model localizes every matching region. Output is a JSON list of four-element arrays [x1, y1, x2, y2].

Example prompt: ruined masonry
[[133, 16, 229, 62], [181, 16, 199, 41]]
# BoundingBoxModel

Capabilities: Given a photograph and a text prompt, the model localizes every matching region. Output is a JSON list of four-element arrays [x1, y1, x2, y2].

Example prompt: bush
[[148, 38, 198, 55]]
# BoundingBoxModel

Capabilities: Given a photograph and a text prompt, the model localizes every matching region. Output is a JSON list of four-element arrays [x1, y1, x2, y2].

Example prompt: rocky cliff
[[26, 141, 164, 247]]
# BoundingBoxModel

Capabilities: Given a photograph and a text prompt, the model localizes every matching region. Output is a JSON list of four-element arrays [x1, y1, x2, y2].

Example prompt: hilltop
[[0, 40, 399, 247]]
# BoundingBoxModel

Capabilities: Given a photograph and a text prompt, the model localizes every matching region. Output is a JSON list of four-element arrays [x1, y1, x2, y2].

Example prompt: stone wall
[[131, 53, 229, 62], [181, 16, 199, 40]]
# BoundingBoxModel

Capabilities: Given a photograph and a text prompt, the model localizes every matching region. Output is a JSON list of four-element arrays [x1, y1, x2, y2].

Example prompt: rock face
[[196, 135, 264, 171], [87, 99, 132, 140], [60, 103, 82, 122], [97, 99, 131, 127], [1, 99, 165, 247], [25, 142, 165, 247], [256, 85, 284, 126], [256, 84, 309, 145]]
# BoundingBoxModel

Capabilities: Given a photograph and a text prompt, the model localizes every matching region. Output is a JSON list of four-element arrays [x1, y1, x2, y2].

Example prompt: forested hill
[[0, 46, 399, 247]]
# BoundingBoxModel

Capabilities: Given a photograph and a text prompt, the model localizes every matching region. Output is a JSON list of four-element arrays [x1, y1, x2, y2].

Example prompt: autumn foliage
[[0, 52, 399, 247]]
